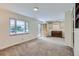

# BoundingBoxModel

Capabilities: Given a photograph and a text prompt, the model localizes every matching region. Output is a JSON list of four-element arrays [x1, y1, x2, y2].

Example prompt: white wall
[[74, 29, 79, 55], [0, 9, 40, 50], [64, 10, 73, 48]]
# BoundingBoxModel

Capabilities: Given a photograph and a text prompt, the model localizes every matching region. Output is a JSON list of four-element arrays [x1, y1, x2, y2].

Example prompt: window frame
[[9, 18, 29, 36], [25, 21, 29, 32]]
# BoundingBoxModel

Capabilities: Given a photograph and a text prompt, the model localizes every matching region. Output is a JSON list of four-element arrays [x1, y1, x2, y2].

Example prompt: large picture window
[[16, 20, 25, 34], [9, 18, 29, 35]]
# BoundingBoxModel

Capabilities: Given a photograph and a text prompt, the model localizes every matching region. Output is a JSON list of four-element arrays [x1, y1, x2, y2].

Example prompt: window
[[25, 22, 29, 32], [10, 19, 16, 35], [16, 20, 25, 34], [9, 18, 29, 35]]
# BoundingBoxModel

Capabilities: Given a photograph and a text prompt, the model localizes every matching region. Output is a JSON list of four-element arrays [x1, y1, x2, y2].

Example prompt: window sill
[[9, 32, 29, 36]]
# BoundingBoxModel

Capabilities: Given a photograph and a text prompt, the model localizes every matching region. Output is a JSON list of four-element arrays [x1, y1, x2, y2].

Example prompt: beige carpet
[[0, 37, 73, 56]]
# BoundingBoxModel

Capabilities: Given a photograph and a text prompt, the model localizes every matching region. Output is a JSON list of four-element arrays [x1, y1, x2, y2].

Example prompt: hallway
[[0, 37, 73, 56]]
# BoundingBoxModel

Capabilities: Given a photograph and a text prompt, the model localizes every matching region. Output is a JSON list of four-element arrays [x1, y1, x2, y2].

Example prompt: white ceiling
[[0, 3, 74, 21]]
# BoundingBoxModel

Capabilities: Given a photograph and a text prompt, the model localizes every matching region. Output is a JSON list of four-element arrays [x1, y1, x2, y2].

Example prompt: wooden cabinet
[[51, 31, 62, 38]]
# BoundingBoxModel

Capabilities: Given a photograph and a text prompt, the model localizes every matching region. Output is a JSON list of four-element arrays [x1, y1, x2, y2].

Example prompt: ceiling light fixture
[[33, 7, 39, 11]]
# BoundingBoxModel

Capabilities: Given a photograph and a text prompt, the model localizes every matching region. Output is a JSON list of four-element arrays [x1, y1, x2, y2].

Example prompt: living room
[[0, 3, 74, 56]]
